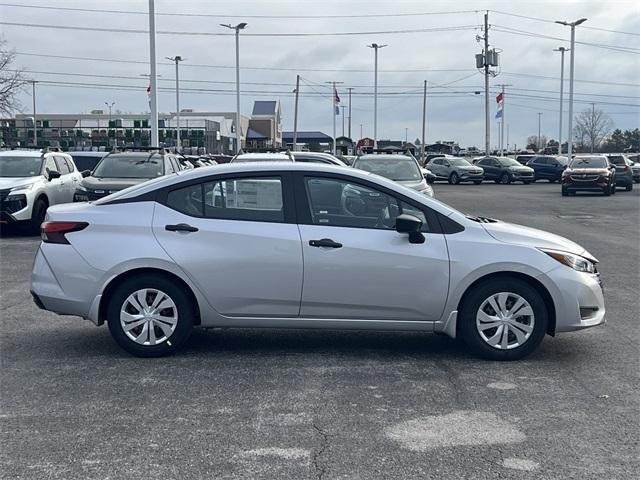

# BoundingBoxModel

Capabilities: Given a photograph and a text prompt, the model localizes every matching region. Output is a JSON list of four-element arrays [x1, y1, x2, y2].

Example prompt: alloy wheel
[[475, 292, 535, 350], [120, 288, 178, 346]]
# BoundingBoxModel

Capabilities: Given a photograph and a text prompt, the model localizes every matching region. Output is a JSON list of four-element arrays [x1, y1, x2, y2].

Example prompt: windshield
[[91, 154, 164, 178], [448, 158, 471, 167], [569, 157, 608, 169], [233, 155, 291, 163], [498, 158, 521, 167], [556, 156, 568, 165], [354, 156, 421, 181], [0, 156, 43, 178]]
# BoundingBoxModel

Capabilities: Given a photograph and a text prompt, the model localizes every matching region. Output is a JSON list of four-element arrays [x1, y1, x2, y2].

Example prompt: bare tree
[[0, 37, 29, 116], [573, 107, 613, 153]]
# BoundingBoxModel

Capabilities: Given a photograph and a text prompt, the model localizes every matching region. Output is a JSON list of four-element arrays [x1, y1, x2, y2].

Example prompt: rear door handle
[[309, 238, 342, 248], [165, 223, 199, 233]]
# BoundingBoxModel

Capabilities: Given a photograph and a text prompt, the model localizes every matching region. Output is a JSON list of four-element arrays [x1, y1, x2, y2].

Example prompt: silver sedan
[[31, 163, 604, 360]]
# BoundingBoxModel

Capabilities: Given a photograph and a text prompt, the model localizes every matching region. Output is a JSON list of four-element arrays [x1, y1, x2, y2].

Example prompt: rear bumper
[[30, 244, 104, 322], [614, 175, 633, 186]]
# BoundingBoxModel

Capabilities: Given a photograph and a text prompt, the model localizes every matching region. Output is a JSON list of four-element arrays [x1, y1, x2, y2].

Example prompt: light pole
[[367, 43, 387, 149], [221, 22, 247, 154], [147, 0, 158, 147], [555, 18, 587, 159], [31, 80, 37, 146], [166, 56, 183, 152], [104, 102, 115, 123], [553, 47, 567, 154], [537, 112, 543, 151]]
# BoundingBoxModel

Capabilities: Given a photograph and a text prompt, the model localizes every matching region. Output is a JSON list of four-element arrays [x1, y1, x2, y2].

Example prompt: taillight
[[41, 221, 88, 244]]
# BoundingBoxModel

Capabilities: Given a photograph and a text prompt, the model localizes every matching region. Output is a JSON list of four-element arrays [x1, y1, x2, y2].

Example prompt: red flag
[[334, 88, 341, 104], [496, 92, 503, 104]]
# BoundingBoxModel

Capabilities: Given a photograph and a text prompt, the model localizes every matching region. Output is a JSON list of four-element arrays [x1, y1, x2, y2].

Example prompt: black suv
[[74, 148, 183, 202]]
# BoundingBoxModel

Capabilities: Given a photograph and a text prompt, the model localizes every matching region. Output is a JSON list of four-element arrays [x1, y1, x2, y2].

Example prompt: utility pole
[[341, 105, 346, 137], [484, 11, 490, 155], [421, 80, 427, 163], [166, 56, 183, 152], [367, 43, 387, 149], [538, 112, 543, 151], [346, 87, 354, 139], [147, 0, 159, 147], [591, 102, 595, 153], [293, 74, 300, 151], [405, 127, 408, 145], [506, 124, 509, 153], [326, 81, 343, 155], [360, 124, 363, 139], [31, 80, 37, 146], [554, 47, 567, 154], [221, 22, 248, 154], [556, 17, 587, 160]]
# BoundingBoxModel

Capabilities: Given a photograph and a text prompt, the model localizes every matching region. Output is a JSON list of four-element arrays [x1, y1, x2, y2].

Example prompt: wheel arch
[[456, 271, 556, 336], [98, 267, 202, 326]]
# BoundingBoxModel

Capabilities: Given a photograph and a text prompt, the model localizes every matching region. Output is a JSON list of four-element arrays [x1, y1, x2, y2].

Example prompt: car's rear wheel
[[449, 172, 460, 185], [107, 274, 194, 357], [473, 180, 482, 185], [625, 184, 633, 191], [549, 179, 557, 183], [523, 181, 531, 184], [30, 198, 48, 234], [458, 278, 548, 361], [499, 173, 511, 184]]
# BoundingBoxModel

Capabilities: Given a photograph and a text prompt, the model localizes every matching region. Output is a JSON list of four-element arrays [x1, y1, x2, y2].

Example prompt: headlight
[[76, 185, 88, 192], [540, 249, 596, 273], [9, 183, 35, 192]]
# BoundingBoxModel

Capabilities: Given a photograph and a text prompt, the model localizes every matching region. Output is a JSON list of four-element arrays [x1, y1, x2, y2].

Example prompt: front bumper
[[0, 189, 33, 223], [539, 265, 605, 333], [458, 171, 484, 181]]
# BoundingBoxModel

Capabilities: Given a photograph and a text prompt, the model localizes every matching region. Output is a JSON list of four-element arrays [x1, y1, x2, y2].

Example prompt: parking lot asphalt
[[1, 181, 638, 480]]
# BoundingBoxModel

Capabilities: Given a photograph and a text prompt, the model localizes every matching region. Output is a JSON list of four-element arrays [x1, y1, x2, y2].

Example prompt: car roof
[[234, 152, 291, 160], [357, 154, 413, 160], [0, 150, 45, 157], [106, 162, 456, 216]]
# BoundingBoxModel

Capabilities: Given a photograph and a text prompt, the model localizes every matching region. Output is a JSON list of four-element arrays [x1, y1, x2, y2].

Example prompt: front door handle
[[309, 238, 342, 248], [165, 223, 199, 233]]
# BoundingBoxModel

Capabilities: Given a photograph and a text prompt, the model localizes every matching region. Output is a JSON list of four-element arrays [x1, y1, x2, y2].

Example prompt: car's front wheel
[[458, 278, 548, 360], [625, 183, 633, 192], [499, 173, 511, 184], [449, 172, 460, 185], [30, 198, 48, 234], [107, 274, 194, 357]]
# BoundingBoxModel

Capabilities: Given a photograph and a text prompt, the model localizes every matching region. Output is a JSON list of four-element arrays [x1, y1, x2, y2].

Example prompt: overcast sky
[[2, 0, 639, 149]]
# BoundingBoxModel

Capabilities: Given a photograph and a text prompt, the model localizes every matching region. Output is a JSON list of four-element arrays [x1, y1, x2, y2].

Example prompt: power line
[[490, 10, 640, 36], [0, 3, 479, 19], [11, 51, 475, 73], [0, 21, 477, 37]]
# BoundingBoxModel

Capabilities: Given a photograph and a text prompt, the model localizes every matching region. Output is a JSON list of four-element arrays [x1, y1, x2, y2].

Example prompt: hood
[[565, 168, 609, 175], [397, 178, 428, 191], [0, 176, 42, 191], [510, 165, 534, 172], [480, 219, 595, 260], [82, 176, 150, 191], [459, 165, 482, 171]]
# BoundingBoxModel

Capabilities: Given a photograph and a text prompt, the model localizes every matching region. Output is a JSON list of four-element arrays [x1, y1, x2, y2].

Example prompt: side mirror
[[395, 214, 425, 244], [47, 169, 61, 180], [81, 170, 91, 178]]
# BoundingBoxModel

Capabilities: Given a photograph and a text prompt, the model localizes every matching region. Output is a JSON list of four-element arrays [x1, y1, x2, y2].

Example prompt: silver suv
[[427, 155, 484, 184], [0, 148, 81, 232]]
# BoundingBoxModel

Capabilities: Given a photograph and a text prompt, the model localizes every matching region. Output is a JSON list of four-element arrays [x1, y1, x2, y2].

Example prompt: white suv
[[0, 148, 82, 232]]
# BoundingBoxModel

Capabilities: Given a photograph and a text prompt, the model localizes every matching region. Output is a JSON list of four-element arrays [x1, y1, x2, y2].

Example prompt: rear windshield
[[569, 157, 608, 169], [92, 154, 164, 178], [353, 156, 421, 181], [0, 156, 43, 177]]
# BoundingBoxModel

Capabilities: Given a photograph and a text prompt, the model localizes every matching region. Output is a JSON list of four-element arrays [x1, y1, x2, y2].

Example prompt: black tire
[[625, 184, 633, 192], [449, 172, 460, 185], [561, 188, 568, 196], [107, 274, 194, 357], [473, 180, 482, 185], [458, 277, 548, 361], [549, 179, 557, 183], [30, 198, 48, 234], [611, 184, 616, 195], [523, 181, 531, 185], [499, 172, 511, 184], [604, 186, 611, 196]]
